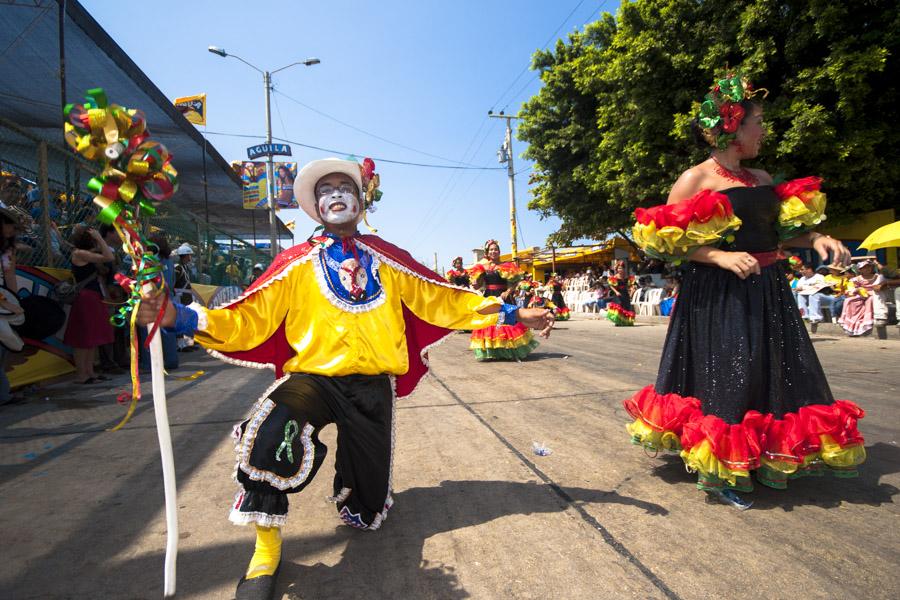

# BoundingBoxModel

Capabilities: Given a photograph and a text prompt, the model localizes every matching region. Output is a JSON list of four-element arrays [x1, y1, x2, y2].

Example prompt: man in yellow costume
[[139, 157, 553, 599]]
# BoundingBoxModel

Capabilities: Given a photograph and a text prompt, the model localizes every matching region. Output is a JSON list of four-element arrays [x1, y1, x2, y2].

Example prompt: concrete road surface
[[1, 318, 898, 599]]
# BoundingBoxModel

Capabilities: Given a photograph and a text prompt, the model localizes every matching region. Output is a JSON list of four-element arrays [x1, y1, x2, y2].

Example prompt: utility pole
[[433, 252, 438, 273], [263, 71, 278, 257], [488, 111, 519, 262]]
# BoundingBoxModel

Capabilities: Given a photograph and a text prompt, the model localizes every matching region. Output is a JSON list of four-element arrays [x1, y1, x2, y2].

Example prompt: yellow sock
[[245, 525, 282, 579]]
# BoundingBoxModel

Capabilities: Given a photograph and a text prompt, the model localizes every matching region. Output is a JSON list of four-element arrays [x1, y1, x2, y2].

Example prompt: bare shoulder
[[667, 165, 713, 204], [748, 168, 774, 185]]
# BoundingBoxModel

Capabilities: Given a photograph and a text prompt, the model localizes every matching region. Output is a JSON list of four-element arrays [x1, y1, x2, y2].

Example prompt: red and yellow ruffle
[[606, 302, 634, 326], [774, 176, 827, 239], [468, 260, 523, 283], [624, 385, 865, 490], [632, 190, 742, 263], [555, 306, 570, 321], [470, 321, 538, 361]]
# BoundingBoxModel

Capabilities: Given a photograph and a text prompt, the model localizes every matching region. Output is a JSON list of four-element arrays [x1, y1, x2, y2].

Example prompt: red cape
[[211, 234, 462, 398]]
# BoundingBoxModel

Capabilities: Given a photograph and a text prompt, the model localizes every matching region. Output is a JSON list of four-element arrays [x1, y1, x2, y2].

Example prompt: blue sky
[[82, 0, 619, 270]]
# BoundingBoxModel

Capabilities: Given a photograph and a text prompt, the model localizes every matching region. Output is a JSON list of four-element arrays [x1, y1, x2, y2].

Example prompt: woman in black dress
[[445, 256, 471, 288], [625, 72, 863, 509], [606, 263, 635, 326]]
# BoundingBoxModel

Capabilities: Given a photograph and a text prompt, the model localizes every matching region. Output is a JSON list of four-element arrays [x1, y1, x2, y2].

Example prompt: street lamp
[[208, 46, 320, 257]]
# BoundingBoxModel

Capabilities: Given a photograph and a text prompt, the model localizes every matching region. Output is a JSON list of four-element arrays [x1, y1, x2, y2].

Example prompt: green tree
[[519, 0, 899, 244]]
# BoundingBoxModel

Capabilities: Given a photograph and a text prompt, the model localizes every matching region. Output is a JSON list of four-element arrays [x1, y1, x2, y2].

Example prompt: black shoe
[[235, 563, 280, 600]]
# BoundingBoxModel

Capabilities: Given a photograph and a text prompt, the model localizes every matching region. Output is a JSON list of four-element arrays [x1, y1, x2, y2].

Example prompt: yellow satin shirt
[[194, 258, 501, 377]]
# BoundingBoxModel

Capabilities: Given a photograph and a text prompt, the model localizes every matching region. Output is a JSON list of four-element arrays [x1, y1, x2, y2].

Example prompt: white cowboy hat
[[175, 243, 194, 256], [295, 158, 364, 226]]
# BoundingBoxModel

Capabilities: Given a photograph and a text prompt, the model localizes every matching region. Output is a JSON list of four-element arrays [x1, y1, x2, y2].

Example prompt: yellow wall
[[821, 209, 897, 269]]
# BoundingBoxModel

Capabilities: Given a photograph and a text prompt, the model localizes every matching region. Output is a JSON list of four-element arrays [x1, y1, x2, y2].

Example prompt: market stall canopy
[[0, 0, 289, 238]]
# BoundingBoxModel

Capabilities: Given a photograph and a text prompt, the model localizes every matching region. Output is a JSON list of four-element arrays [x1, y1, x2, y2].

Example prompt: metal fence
[[0, 116, 268, 284]]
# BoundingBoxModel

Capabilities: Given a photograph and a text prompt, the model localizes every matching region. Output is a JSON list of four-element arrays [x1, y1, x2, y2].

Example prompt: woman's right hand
[[136, 292, 176, 328], [714, 251, 761, 279]]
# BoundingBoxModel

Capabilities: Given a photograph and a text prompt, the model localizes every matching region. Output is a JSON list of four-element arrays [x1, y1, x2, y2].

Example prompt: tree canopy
[[518, 0, 898, 244]]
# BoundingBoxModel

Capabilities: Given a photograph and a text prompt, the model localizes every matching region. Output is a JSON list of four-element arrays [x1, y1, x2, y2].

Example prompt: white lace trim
[[326, 487, 352, 504], [238, 398, 317, 492], [355, 239, 480, 295], [312, 248, 387, 314], [228, 508, 287, 528], [231, 376, 291, 482], [207, 348, 276, 371]]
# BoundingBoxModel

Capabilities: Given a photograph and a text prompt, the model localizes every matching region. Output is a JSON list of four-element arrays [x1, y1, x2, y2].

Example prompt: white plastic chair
[[640, 288, 664, 316], [630, 288, 643, 313]]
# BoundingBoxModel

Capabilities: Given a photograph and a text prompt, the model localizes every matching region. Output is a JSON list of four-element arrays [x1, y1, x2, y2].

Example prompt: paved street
[[1, 318, 898, 599]]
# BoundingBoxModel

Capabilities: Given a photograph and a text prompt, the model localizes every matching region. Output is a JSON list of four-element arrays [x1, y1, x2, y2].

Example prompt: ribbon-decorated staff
[[64, 87, 180, 598]]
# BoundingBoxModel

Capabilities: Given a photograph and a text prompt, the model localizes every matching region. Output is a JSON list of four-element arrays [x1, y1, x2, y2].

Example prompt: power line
[[498, 0, 609, 113], [273, 89, 485, 168], [202, 130, 504, 170], [489, 0, 586, 112]]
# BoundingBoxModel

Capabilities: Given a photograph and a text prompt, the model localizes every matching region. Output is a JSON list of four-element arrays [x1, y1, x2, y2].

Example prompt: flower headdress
[[483, 239, 500, 253], [356, 157, 382, 232], [697, 70, 768, 150]]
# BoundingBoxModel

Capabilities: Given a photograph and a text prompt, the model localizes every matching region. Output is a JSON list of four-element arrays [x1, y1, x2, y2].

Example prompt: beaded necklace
[[712, 156, 758, 187]]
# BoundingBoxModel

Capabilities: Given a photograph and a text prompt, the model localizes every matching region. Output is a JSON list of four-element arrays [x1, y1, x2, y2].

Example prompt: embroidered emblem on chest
[[338, 258, 369, 301]]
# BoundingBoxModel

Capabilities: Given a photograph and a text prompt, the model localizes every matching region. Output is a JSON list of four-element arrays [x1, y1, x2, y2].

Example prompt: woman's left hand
[[812, 234, 851, 266]]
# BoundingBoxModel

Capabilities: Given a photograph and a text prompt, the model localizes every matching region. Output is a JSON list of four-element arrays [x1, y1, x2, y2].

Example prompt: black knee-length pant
[[229, 373, 394, 530]]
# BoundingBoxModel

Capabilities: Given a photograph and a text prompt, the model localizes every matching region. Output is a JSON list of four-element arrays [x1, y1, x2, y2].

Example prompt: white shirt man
[[795, 265, 830, 323]]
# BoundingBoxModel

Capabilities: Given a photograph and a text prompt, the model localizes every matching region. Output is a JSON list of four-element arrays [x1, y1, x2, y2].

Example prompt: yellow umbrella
[[859, 220, 900, 250]]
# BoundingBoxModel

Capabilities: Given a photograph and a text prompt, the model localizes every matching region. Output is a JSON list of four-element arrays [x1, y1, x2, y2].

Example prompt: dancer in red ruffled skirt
[[624, 71, 865, 509]]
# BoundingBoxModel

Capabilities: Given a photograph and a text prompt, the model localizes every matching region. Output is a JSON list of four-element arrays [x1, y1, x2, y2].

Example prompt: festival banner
[[273, 162, 298, 209], [237, 161, 269, 209], [174, 94, 207, 126]]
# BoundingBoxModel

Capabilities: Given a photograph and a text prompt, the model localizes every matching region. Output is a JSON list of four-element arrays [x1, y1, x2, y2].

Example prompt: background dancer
[[606, 262, 635, 326], [547, 273, 570, 320], [138, 158, 553, 599], [445, 256, 471, 287], [468, 240, 542, 361], [626, 71, 864, 509]]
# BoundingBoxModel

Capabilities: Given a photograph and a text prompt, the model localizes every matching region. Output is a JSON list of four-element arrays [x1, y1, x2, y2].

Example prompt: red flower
[[361, 157, 376, 179], [774, 176, 823, 200], [719, 102, 745, 133]]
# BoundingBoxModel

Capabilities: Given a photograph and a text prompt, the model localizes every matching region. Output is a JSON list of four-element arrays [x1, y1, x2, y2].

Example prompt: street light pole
[[208, 46, 319, 258], [488, 111, 520, 262]]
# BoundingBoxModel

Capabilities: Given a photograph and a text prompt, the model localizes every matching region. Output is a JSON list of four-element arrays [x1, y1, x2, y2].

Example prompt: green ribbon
[[275, 420, 299, 463], [717, 75, 744, 102], [698, 99, 721, 129]]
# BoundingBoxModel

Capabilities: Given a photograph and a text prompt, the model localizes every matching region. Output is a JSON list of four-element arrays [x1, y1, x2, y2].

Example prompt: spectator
[[794, 263, 830, 323], [838, 259, 889, 336], [173, 243, 198, 352], [225, 257, 241, 287], [96, 224, 127, 373], [64, 224, 114, 384], [250, 263, 264, 285], [174, 243, 194, 304], [138, 232, 179, 371], [0, 205, 25, 404], [818, 265, 851, 322], [210, 254, 226, 285]]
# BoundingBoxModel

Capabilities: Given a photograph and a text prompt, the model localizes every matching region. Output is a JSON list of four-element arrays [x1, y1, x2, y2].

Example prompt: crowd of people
[[0, 168, 271, 402], [789, 257, 899, 336]]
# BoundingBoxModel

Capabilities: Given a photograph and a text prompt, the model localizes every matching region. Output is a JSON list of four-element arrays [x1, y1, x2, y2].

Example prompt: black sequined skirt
[[623, 262, 866, 492], [657, 262, 831, 422]]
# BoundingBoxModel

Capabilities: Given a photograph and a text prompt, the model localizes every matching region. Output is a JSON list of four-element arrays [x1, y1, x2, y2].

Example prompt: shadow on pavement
[[524, 352, 571, 360], [101, 480, 667, 599], [648, 443, 899, 511]]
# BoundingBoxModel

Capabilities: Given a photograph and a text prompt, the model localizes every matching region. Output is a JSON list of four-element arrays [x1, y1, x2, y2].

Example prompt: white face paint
[[316, 182, 360, 225]]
